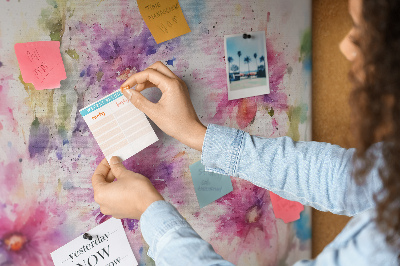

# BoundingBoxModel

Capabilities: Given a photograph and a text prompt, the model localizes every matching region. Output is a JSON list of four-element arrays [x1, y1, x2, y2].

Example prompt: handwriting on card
[[137, 0, 191, 44], [116, 98, 129, 108], [14, 41, 66, 90], [189, 161, 233, 208], [92, 112, 106, 120]]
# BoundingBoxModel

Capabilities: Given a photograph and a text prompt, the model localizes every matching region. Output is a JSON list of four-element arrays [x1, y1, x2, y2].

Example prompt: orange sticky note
[[269, 192, 304, 223], [137, 0, 191, 44], [14, 41, 67, 90]]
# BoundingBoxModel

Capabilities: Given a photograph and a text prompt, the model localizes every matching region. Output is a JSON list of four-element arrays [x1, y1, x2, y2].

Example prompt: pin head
[[243, 34, 252, 39], [83, 233, 92, 240]]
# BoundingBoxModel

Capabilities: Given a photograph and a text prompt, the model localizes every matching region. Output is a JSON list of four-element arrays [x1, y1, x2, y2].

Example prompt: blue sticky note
[[189, 160, 233, 208]]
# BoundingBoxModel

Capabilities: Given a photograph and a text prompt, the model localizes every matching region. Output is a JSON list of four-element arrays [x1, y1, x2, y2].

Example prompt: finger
[[105, 170, 116, 183], [109, 156, 129, 178], [135, 81, 156, 92], [146, 61, 177, 79], [92, 158, 111, 189], [120, 68, 173, 94], [121, 88, 158, 116], [99, 158, 116, 182], [133, 60, 180, 92]]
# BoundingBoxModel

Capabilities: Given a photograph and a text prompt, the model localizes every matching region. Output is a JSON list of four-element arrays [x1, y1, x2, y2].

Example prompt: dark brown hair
[[350, 0, 400, 253]]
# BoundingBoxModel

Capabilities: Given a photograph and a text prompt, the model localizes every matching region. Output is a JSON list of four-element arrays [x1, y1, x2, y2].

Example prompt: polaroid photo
[[224, 31, 270, 100]]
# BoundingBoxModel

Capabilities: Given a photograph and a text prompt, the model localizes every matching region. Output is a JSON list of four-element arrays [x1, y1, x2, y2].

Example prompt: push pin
[[83, 233, 93, 240], [242, 33, 252, 39], [120, 85, 130, 92]]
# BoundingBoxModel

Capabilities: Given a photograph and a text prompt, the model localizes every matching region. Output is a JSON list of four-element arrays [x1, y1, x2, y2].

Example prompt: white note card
[[51, 218, 138, 266], [79, 90, 158, 162]]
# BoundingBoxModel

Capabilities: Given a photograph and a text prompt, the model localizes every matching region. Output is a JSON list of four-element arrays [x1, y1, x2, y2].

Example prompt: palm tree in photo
[[228, 56, 233, 73], [231, 64, 239, 73], [258, 55, 266, 78], [260, 55, 266, 71], [253, 53, 258, 74], [244, 56, 251, 78], [237, 51, 242, 77]]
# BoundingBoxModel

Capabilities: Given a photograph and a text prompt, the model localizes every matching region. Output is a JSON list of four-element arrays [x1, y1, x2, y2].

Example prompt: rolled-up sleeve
[[140, 200, 234, 265], [201, 124, 382, 216]]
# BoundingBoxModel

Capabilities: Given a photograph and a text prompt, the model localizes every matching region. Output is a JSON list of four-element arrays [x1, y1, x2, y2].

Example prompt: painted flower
[[71, 19, 182, 96], [197, 179, 279, 264], [0, 199, 69, 266]]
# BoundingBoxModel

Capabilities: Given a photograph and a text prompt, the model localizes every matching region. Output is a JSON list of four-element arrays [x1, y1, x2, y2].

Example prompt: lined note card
[[137, 0, 191, 44], [80, 90, 158, 162], [51, 218, 138, 266], [14, 41, 66, 90]]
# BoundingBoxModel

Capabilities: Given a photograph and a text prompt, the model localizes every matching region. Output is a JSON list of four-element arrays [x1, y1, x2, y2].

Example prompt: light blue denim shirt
[[140, 124, 399, 265]]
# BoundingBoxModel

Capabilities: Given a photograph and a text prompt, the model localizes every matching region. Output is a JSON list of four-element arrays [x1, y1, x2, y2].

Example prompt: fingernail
[[110, 156, 122, 165], [122, 88, 133, 100]]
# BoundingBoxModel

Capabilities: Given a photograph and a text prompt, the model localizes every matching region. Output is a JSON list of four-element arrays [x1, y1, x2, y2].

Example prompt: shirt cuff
[[139, 200, 191, 259], [201, 124, 245, 176]]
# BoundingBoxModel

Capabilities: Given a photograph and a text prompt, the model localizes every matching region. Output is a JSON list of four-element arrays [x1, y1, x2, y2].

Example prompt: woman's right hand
[[120, 61, 207, 151]]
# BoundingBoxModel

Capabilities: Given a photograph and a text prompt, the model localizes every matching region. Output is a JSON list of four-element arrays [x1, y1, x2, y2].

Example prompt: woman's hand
[[91, 157, 164, 220], [120, 61, 206, 151]]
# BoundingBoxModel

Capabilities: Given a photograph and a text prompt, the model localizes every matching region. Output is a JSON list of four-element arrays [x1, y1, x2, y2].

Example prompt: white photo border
[[224, 31, 270, 100]]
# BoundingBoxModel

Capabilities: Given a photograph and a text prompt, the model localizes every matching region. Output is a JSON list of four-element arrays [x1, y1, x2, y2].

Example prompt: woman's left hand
[[91, 157, 164, 220]]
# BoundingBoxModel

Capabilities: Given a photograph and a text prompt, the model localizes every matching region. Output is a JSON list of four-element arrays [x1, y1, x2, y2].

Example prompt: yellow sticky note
[[137, 0, 191, 44]]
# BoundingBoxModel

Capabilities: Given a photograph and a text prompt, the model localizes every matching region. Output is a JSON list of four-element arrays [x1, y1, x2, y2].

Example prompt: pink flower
[[0, 199, 69, 266], [195, 179, 279, 264]]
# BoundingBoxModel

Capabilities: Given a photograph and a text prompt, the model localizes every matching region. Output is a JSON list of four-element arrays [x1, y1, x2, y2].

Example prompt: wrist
[[138, 188, 164, 217], [139, 198, 164, 219], [187, 123, 206, 151]]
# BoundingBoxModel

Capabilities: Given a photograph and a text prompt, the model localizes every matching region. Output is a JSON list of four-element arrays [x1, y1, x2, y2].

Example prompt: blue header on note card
[[80, 91, 123, 116]]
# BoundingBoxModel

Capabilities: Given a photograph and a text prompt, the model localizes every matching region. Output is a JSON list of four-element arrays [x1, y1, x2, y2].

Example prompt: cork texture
[[312, 0, 353, 257]]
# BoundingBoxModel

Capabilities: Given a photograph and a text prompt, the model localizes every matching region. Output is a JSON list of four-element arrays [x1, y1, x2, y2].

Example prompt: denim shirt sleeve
[[201, 124, 382, 216], [140, 200, 235, 266]]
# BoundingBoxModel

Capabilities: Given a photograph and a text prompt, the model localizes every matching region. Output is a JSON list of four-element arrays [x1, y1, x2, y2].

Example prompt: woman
[[91, 0, 400, 264]]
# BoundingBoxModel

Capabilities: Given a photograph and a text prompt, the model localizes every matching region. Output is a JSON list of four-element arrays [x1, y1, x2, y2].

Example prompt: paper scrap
[[51, 218, 138, 266], [79, 90, 158, 162], [137, 0, 191, 44], [269, 192, 304, 223], [189, 161, 233, 208], [14, 41, 66, 90]]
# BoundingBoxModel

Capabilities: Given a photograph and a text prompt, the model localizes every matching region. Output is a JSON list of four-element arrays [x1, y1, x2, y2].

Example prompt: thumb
[[109, 156, 127, 178], [122, 88, 155, 116]]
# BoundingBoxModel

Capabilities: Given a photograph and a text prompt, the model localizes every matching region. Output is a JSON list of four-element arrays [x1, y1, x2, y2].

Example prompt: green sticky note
[[189, 160, 233, 208]]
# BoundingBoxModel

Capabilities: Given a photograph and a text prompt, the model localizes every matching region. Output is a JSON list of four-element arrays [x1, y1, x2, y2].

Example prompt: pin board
[[0, 0, 311, 265]]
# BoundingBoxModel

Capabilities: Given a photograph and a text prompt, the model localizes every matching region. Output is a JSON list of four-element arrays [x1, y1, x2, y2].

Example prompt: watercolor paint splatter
[[0, 0, 311, 265]]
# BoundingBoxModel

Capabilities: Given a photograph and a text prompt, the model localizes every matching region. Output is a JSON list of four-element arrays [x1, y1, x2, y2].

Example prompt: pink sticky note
[[14, 41, 66, 90], [269, 191, 304, 223]]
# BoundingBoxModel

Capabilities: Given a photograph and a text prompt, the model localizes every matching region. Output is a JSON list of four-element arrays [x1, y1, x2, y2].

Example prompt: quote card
[[189, 161, 233, 208], [14, 41, 66, 90], [137, 0, 191, 44], [51, 218, 137, 266], [269, 192, 304, 223], [79, 90, 158, 162]]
